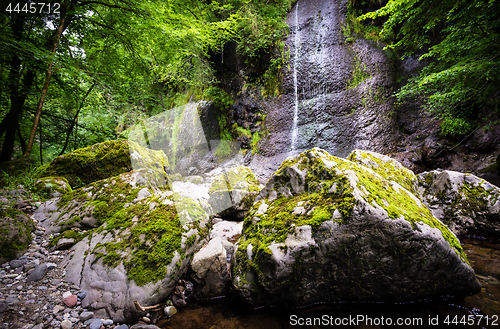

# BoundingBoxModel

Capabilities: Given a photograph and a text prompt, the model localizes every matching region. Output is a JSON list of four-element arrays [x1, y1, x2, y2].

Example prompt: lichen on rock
[[208, 166, 263, 219], [418, 169, 500, 236], [232, 147, 480, 307]]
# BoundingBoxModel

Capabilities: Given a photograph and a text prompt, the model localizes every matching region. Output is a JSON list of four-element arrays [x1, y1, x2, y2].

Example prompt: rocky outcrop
[[418, 170, 500, 236], [33, 170, 210, 322], [232, 148, 481, 307], [208, 166, 263, 219], [0, 209, 35, 264], [36, 140, 168, 188]]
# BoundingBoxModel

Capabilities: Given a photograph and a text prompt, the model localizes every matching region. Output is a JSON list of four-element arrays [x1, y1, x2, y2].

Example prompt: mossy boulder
[[34, 170, 210, 322], [232, 148, 480, 307], [418, 169, 500, 236], [208, 166, 263, 219], [0, 208, 35, 264], [34, 176, 72, 199], [36, 140, 168, 188]]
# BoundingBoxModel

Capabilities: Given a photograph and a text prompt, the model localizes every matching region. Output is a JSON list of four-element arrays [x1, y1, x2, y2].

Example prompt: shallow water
[[158, 238, 500, 329]]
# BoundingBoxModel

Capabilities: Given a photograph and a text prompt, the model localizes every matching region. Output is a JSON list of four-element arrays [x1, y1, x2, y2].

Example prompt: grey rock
[[0, 302, 7, 313], [418, 169, 500, 236], [5, 296, 19, 304], [115, 325, 129, 329], [233, 148, 481, 307], [79, 311, 94, 321], [103, 319, 113, 325], [9, 259, 27, 269], [89, 319, 103, 329], [61, 319, 72, 329], [77, 291, 87, 299], [190, 237, 230, 298], [27, 263, 48, 282]]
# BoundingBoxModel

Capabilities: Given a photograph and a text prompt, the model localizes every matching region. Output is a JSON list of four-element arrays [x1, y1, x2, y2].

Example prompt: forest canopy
[[0, 0, 295, 164]]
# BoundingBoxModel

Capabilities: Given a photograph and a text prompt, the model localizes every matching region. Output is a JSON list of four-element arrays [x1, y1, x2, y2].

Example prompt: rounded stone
[[164, 306, 177, 317], [79, 311, 94, 321], [61, 319, 72, 329], [63, 295, 77, 308]]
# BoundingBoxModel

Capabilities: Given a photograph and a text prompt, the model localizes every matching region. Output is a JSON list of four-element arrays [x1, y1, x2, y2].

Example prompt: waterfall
[[290, 0, 299, 152]]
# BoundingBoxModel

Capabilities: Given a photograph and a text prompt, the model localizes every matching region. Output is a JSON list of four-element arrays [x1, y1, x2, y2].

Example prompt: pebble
[[63, 294, 77, 307], [115, 325, 129, 329], [60, 319, 72, 329], [77, 291, 87, 299], [53, 305, 66, 314], [89, 318, 103, 329], [62, 291, 72, 299], [79, 311, 94, 321], [103, 319, 114, 325], [164, 306, 177, 317]]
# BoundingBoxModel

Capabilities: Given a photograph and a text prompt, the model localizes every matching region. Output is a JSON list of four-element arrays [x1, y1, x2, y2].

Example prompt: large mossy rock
[[232, 148, 480, 307], [0, 208, 35, 264], [33, 171, 210, 322], [208, 166, 263, 219], [418, 169, 500, 236], [36, 140, 168, 188]]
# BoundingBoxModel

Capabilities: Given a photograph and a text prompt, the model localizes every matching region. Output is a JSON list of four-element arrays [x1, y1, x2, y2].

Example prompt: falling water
[[290, 0, 299, 152]]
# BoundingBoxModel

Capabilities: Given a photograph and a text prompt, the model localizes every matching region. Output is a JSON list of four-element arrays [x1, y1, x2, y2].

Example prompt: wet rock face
[[232, 148, 481, 307], [418, 170, 500, 237], [259, 0, 399, 158]]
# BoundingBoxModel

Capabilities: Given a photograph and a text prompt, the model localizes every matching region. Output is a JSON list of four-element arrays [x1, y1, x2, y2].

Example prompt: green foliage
[[440, 117, 473, 137], [202, 87, 234, 110], [357, 0, 500, 132], [348, 56, 370, 89]]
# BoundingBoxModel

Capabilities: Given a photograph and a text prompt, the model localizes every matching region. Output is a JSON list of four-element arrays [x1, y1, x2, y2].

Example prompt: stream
[[156, 237, 500, 329]]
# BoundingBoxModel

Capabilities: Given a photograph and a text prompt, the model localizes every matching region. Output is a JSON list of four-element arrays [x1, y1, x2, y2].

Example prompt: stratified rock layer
[[232, 148, 481, 307]]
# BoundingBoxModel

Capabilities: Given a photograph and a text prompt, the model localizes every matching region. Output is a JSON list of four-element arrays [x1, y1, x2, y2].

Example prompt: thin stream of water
[[290, 0, 299, 152]]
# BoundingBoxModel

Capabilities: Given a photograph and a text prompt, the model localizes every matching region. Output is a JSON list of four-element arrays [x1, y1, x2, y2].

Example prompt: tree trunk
[[58, 82, 96, 156], [17, 123, 26, 155], [24, 14, 66, 157]]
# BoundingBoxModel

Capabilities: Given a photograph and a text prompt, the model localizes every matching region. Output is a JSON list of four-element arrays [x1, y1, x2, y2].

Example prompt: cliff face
[[212, 0, 500, 186]]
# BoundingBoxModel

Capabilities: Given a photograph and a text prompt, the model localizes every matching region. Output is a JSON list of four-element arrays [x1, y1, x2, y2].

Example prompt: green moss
[[208, 166, 261, 194], [37, 140, 134, 188], [0, 210, 34, 261], [348, 150, 418, 195], [48, 229, 86, 248], [92, 203, 185, 286]]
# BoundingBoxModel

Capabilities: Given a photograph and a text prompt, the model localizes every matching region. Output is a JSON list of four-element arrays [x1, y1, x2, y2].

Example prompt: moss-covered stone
[[0, 208, 35, 263], [418, 169, 500, 236], [208, 166, 263, 219], [36, 140, 168, 188], [232, 148, 479, 307], [34, 176, 72, 199]]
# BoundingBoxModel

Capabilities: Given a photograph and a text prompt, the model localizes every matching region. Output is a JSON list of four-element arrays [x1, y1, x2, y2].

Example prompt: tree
[[360, 0, 500, 136]]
